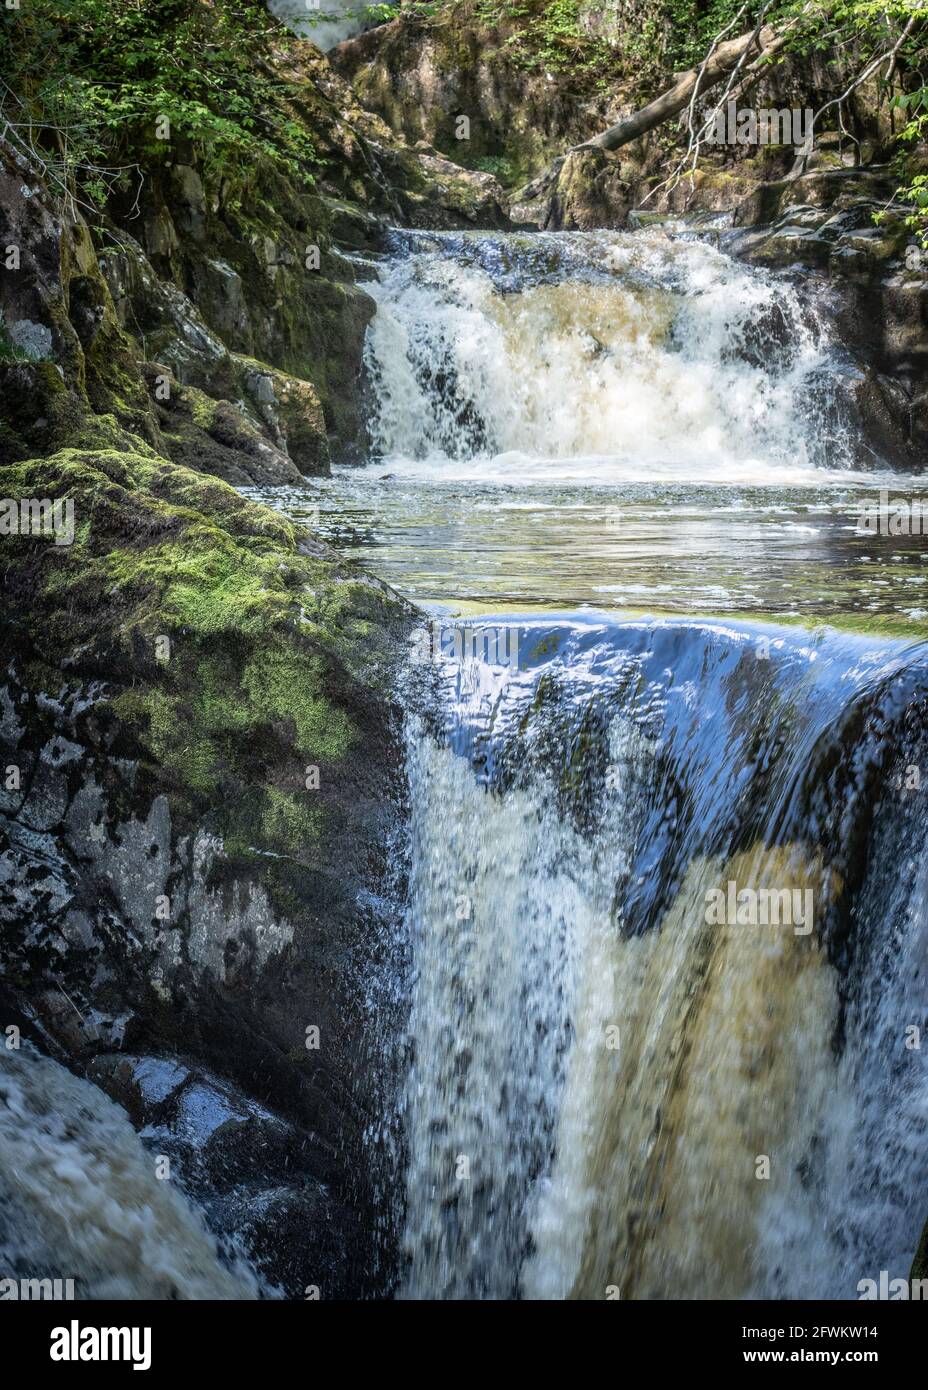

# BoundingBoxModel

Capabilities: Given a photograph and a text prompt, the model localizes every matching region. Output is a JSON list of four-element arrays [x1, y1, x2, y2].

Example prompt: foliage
[[445, 0, 628, 83], [0, 0, 319, 208]]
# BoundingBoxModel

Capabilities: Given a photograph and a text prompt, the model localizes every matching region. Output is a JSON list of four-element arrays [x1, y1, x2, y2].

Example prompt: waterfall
[[311, 227, 928, 1299], [269, 0, 386, 53], [396, 620, 928, 1299], [240, 226, 928, 1299], [9, 220, 923, 1302], [363, 229, 856, 479]]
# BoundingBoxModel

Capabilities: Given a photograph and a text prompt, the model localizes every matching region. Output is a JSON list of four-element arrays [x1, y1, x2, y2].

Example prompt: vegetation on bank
[[358, 0, 928, 224], [0, 0, 322, 210], [4, 1, 927, 228]]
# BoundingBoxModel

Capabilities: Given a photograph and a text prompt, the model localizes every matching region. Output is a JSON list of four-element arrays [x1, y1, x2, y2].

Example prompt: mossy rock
[[142, 363, 309, 485], [1, 448, 413, 845], [0, 447, 415, 1294]]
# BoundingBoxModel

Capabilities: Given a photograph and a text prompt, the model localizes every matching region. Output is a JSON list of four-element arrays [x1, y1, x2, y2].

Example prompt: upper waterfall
[[363, 229, 857, 481]]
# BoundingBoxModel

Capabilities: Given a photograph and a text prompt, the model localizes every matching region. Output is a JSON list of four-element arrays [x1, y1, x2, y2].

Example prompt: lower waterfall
[[245, 225, 928, 1300], [396, 620, 928, 1299]]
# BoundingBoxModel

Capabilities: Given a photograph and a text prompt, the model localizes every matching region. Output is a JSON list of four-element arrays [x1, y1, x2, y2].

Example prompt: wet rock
[[87, 1053, 191, 1126], [849, 369, 925, 464], [167, 1079, 298, 1187], [877, 272, 928, 373], [205, 1182, 358, 1300], [84, 1048, 354, 1294]]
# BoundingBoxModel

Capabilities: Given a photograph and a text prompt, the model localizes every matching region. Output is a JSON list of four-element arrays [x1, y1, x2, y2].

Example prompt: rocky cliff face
[[0, 10, 440, 1297], [0, 447, 415, 1295], [330, 9, 623, 190]]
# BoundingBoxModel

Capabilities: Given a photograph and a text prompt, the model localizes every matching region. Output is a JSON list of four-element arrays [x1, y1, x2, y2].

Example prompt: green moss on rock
[[1, 448, 413, 863]]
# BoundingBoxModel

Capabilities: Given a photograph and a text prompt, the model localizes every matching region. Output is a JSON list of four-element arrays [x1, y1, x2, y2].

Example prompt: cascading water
[[317, 227, 928, 1300], [255, 228, 927, 621], [395, 620, 928, 1299], [16, 221, 922, 1302], [362, 228, 854, 477], [269, 0, 380, 52]]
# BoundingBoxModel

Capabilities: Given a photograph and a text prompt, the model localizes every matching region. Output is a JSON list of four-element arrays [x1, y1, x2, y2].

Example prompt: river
[[249, 224, 928, 1299]]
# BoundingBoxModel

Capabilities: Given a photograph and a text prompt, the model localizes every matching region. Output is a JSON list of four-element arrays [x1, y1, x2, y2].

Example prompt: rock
[[99, 235, 332, 476], [86, 1049, 352, 1295], [164, 1078, 299, 1188], [234, 356, 330, 476], [329, 11, 621, 194], [0, 138, 159, 461], [876, 271, 928, 373], [912, 1216, 928, 1283], [404, 150, 510, 229], [0, 449, 414, 1295], [205, 1182, 360, 1299], [98, 229, 231, 390], [169, 164, 207, 243], [87, 1053, 191, 1126], [849, 368, 926, 464], [142, 363, 308, 486]]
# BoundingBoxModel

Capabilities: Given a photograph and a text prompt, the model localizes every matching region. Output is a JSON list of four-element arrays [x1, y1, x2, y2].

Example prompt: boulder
[[0, 450, 415, 1296]]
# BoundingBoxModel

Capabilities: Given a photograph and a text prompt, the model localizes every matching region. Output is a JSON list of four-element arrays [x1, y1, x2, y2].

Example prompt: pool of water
[[244, 470, 928, 628]]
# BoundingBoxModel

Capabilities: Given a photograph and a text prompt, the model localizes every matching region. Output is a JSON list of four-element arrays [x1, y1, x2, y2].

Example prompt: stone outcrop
[[0, 449, 415, 1294]]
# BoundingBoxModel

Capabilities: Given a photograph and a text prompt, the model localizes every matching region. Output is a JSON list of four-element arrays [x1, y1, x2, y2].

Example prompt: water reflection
[[244, 472, 928, 627]]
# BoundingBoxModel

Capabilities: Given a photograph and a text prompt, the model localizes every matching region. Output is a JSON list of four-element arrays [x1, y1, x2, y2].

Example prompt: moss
[[1, 447, 411, 864], [71, 411, 160, 456], [189, 388, 219, 432], [261, 787, 324, 853], [242, 651, 353, 761], [98, 536, 295, 638]]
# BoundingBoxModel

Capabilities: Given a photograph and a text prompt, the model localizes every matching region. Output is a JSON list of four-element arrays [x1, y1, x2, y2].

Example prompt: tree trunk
[[579, 24, 782, 153]]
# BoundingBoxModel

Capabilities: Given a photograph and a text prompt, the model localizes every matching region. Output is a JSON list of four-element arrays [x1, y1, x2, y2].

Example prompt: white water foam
[[364, 230, 854, 481]]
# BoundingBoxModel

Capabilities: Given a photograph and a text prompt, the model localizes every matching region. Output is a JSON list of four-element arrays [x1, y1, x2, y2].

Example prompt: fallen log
[[515, 23, 789, 205], [579, 24, 784, 153]]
